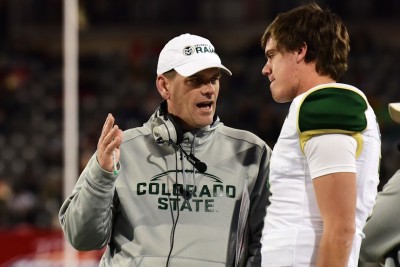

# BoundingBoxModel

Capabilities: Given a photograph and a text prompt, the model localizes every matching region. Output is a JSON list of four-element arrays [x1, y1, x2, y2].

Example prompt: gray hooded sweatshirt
[[59, 109, 271, 267]]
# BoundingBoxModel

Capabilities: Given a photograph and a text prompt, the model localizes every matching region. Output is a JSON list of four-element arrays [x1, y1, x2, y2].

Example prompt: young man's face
[[262, 38, 300, 103], [166, 68, 221, 130]]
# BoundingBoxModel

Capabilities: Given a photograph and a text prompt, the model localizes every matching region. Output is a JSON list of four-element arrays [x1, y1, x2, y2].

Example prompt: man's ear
[[296, 42, 307, 63], [156, 75, 171, 100]]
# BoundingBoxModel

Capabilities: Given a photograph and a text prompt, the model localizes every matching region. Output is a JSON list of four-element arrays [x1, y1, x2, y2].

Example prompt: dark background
[[0, 0, 399, 230]]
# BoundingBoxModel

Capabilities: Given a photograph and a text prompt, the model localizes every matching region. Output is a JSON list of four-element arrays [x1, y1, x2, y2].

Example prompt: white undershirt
[[304, 133, 357, 179]]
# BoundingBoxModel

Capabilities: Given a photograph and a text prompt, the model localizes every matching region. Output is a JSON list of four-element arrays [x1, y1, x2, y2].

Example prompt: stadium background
[[0, 0, 399, 265]]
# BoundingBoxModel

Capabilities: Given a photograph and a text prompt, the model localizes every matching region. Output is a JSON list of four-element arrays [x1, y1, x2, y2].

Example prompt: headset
[[152, 100, 183, 146]]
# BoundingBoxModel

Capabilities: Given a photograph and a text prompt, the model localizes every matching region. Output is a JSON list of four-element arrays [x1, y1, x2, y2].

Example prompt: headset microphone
[[180, 148, 207, 173], [153, 136, 207, 173], [171, 142, 207, 173]]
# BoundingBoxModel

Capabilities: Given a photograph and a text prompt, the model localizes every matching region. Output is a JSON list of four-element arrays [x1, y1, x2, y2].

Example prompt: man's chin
[[196, 118, 214, 128]]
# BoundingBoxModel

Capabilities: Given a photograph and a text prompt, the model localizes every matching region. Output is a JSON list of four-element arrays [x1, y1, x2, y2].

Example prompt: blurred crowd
[[0, 0, 399, 230]]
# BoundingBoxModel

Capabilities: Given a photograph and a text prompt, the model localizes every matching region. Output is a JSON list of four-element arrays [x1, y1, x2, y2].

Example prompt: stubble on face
[[167, 69, 220, 130]]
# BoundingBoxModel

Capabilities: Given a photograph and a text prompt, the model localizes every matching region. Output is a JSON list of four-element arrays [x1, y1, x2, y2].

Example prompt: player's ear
[[296, 42, 307, 63], [156, 75, 171, 100]]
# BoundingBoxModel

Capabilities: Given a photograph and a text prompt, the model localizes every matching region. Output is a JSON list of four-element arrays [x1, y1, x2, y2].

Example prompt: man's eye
[[210, 78, 219, 84], [189, 78, 201, 84]]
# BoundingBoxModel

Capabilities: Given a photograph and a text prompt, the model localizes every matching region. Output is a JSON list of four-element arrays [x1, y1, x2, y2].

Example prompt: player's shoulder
[[297, 83, 368, 133]]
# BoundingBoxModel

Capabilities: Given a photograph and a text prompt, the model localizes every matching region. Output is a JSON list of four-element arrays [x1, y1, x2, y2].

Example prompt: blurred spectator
[[359, 103, 400, 267]]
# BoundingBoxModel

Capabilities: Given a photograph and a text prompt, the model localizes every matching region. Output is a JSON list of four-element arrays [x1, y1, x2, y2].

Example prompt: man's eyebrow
[[188, 72, 221, 79], [187, 74, 201, 79], [265, 48, 276, 56], [265, 48, 278, 58]]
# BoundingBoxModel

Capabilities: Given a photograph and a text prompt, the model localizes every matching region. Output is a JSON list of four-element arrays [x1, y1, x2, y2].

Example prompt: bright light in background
[[63, 0, 79, 266]]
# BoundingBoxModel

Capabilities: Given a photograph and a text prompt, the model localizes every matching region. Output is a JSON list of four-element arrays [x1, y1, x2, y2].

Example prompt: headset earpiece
[[152, 117, 179, 145], [151, 101, 183, 146]]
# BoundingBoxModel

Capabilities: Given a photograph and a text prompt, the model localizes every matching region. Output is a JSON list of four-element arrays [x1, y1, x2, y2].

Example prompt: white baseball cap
[[389, 103, 400, 124], [156, 33, 232, 77]]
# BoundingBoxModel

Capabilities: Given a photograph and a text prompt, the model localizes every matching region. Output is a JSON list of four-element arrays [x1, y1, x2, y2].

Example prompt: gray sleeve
[[245, 144, 271, 267], [360, 170, 400, 263], [59, 153, 118, 251]]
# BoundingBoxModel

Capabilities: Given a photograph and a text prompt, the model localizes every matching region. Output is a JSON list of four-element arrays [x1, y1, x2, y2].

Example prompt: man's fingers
[[96, 115, 122, 172], [104, 125, 119, 146], [104, 127, 121, 154], [99, 114, 114, 145]]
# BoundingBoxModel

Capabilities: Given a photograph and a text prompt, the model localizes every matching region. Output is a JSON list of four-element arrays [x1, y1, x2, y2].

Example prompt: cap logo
[[183, 46, 195, 56], [182, 44, 215, 56]]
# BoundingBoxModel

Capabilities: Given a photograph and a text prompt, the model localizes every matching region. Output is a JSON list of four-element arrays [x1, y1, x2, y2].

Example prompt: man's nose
[[202, 82, 216, 94], [262, 63, 271, 76]]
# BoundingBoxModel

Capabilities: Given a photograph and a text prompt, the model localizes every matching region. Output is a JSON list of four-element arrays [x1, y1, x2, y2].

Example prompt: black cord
[[166, 150, 181, 267]]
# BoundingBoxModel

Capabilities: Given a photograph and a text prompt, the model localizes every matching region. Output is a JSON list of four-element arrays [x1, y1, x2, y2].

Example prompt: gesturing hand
[[97, 113, 123, 173]]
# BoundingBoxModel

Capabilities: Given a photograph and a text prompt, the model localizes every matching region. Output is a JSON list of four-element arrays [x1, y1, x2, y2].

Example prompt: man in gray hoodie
[[59, 33, 271, 267]]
